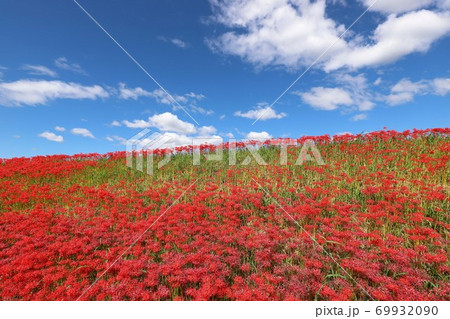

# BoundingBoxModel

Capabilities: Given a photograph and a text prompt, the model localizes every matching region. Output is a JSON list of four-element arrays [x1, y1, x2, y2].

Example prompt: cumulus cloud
[[147, 112, 197, 134], [0, 80, 109, 106], [122, 119, 151, 129], [54, 57, 87, 75], [38, 131, 64, 142], [110, 120, 121, 127], [350, 113, 368, 121], [129, 132, 223, 150], [118, 83, 153, 100], [110, 131, 222, 149], [208, 1, 450, 72], [299, 87, 353, 110], [359, 0, 435, 14], [386, 79, 428, 105], [208, 0, 346, 70], [234, 104, 287, 120], [54, 126, 66, 132], [21, 64, 58, 77], [198, 125, 218, 136], [433, 78, 450, 95], [325, 10, 450, 71], [150, 132, 221, 149], [120, 112, 222, 149], [246, 131, 273, 140], [122, 112, 199, 135], [296, 74, 375, 111], [385, 77, 450, 105], [71, 128, 94, 138]]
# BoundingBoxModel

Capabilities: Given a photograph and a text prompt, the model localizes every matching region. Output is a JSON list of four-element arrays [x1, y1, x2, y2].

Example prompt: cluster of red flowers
[[0, 128, 448, 300]]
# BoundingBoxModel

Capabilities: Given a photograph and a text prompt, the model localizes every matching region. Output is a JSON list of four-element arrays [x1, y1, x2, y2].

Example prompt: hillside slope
[[0, 128, 449, 300]]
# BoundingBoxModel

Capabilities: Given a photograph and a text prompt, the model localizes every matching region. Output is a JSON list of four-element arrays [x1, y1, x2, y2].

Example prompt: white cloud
[[386, 91, 415, 105], [193, 135, 224, 146], [0, 80, 109, 106], [21, 64, 58, 77], [326, 10, 450, 71], [38, 131, 64, 142], [118, 83, 153, 100], [299, 87, 353, 110], [433, 78, 450, 95], [148, 88, 183, 104], [54, 126, 66, 132], [234, 104, 287, 120], [147, 112, 197, 134], [198, 125, 217, 136], [118, 85, 207, 113], [246, 131, 272, 140], [109, 132, 222, 149], [171, 39, 188, 48], [122, 119, 151, 129], [110, 120, 121, 127], [122, 112, 198, 134], [136, 132, 222, 150], [225, 132, 235, 138], [158, 36, 189, 48], [359, 0, 434, 14], [185, 92, 205, 100], [208, 0, 346, 70], [336, 73, 375, 111], [106, 135, 128, 145], [374, 77, 382, 86], [350, 113, 368, 121], [191, 105, 214, 115], [153, 133, 190, 149], [71, 128, 94, 138], [208, 1, 450, 72], [386, 79, 428, 105], [296, 73, 375, 112], [54, 57, 87, 75], [392, 79, 428, 93], [385, 77, 450, 105]]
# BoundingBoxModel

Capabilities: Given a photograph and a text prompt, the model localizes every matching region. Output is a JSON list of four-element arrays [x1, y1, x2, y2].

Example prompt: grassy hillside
[[0, 128, 449, 300]]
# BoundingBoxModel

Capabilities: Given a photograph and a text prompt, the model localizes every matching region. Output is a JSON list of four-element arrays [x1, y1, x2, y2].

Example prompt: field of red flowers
[[0, 128, 448, 301]]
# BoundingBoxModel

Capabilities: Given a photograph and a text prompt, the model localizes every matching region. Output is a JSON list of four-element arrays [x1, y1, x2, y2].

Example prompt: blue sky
[[1, 0, 449, 158]]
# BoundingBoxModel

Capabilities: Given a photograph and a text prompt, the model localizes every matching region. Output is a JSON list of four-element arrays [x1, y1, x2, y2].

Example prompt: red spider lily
[[0, 128, 448, 300]]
